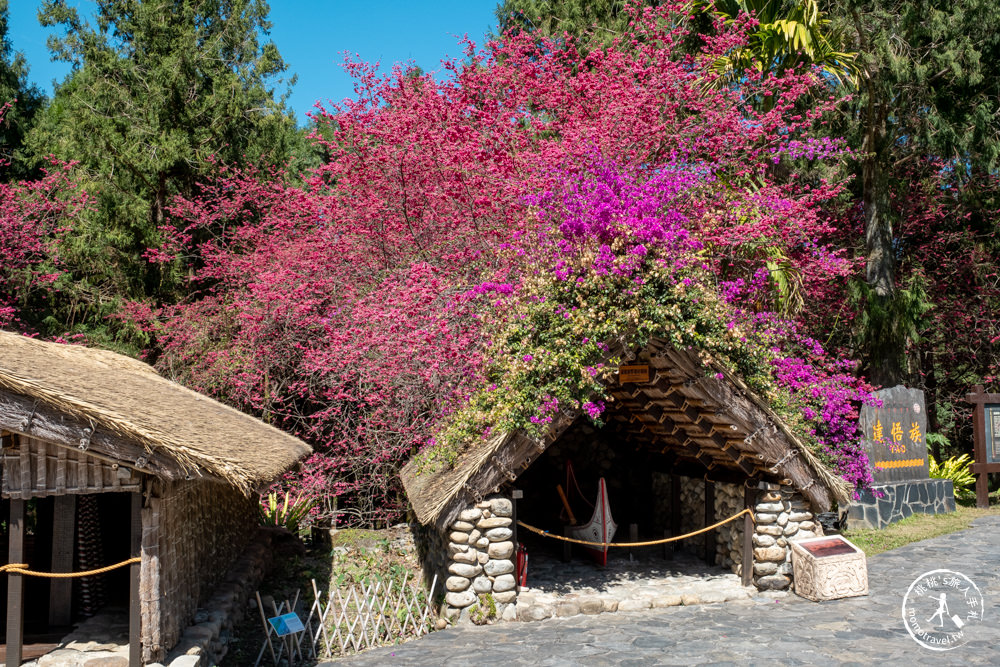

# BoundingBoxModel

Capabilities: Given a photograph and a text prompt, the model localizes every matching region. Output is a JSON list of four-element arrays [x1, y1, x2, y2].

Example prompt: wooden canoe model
[[567, 477, 618, 566]]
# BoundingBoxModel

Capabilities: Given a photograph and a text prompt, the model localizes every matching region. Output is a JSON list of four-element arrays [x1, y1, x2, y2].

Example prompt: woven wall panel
[[147, 479, 256, 659]]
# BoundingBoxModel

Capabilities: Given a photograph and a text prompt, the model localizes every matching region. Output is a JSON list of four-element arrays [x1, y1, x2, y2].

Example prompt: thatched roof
[[0, 331, 310, 493], [402, 339, 851, 530]]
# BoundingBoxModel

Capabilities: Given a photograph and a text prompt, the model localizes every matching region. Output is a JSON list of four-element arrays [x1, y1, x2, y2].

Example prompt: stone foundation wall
[[442, 495, 518, 623], [845, 479, 955, 530], [677, 476, 706, 554], [752, 484, 822, 590], [713, 482, 744, 572], [668, 477, 744, 572]]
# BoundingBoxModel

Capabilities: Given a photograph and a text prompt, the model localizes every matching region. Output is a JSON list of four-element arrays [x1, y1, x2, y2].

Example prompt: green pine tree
[[833, 0, 1000, 386], [0, 0, 44, 181], [23, 0, 298, 348]]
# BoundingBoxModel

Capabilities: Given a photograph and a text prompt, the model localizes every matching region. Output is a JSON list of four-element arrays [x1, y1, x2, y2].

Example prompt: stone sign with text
[[859, 385, 930, 483]]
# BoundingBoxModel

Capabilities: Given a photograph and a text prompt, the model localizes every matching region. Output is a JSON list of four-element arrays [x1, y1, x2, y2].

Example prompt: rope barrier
[[0, 557, 141, 578], [517, 508, 755, 548]]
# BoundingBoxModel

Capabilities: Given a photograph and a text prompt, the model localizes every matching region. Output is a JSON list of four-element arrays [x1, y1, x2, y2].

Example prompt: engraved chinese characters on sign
[[859, 385, 930, 483]]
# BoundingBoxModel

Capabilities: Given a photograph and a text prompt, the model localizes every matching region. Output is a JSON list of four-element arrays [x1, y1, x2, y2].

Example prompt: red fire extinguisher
[[516, 543, 528, 588]]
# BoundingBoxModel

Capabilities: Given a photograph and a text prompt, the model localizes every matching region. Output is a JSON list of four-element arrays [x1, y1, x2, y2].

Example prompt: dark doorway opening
[[0, 492, 133, 646]]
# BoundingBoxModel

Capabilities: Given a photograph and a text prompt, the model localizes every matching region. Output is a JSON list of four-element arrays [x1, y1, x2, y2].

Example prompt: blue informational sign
[[267, 612, 305, 637]]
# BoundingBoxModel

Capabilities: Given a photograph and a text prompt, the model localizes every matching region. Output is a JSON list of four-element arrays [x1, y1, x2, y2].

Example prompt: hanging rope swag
[[0, 557, 141, 578], [517, 508, 756, 548]]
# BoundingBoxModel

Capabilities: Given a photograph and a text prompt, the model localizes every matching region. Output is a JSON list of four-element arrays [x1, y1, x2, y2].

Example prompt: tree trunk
[[862, 134, 894, 298], [861, 94, 902, 387], [144, 172, 169, 299]]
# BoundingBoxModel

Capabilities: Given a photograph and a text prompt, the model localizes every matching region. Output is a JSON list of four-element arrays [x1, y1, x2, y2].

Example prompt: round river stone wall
[[437, 482, 822, 622], [752, 483, 823, 590], [442, 494, 518, 622]]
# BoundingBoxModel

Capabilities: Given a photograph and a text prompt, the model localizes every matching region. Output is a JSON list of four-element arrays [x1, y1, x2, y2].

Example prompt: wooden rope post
[[670, 474, 681, 558], [130, 491, 142, 666], [742, 484, 755, 587], [6, 498, 25, 667]]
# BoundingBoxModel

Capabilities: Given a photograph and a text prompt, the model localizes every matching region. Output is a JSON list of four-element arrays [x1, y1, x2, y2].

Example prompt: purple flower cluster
[[527, 161, 706, 282]]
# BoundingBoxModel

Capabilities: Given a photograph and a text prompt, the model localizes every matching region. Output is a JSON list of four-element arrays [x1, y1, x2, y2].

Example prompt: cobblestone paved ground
[[333, 516, 1000, 665]]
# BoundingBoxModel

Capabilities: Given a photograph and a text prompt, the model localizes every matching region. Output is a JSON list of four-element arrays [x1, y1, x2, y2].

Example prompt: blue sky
[[7, 1, 499, 126]]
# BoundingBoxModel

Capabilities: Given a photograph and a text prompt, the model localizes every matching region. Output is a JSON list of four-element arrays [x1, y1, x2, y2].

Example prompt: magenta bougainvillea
[[429, 159, 878, 495]]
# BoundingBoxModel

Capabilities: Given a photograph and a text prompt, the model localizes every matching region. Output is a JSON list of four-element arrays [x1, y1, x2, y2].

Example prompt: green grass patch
[[330, 528, 384, 549], [843, 504, 1000, 557]]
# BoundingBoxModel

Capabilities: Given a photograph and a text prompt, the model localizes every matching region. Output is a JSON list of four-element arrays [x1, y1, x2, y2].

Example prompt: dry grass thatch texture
[[400, 431, 513, 526], [0, 331, 310, 493]]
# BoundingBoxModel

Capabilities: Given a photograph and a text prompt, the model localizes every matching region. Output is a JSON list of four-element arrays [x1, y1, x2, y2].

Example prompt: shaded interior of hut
[[0, 493, 133, 645], [510, 404, 744, 571]]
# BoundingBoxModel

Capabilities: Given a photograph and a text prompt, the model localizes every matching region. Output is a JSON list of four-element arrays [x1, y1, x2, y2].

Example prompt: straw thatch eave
[[401, 338, 851, 529], [0, 331, 311, 494]]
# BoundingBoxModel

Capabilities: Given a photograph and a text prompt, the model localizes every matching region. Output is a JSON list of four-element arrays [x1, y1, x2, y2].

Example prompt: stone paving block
[[652, 594, 682, 608], [618, 598, 652, 612], [556, 601, 581, 617], [578, 596, 603, 614]]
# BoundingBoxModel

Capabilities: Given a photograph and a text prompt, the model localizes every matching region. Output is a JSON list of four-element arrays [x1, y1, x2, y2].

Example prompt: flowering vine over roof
[[407, 159, 876, 520]]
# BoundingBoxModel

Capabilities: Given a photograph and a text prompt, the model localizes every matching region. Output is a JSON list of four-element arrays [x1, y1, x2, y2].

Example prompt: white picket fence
[[255, 573, 438, 665]]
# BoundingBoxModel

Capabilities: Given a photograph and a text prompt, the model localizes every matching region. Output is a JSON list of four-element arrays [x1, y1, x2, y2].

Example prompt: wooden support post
[[976, 465, 990, 509], [49, 495, 76, 627], [629, 523, 638, 562], [130, 491, 142, 667], [6, 498, 25, 667], [965, 386, 1000, 509], [972, 389, 989, 508], [670, 474, 681, 558], [704, 480, 715, 565], [511, 489, 521, 555], [742, 485, 755, 587], [561, 525, 572, 563]]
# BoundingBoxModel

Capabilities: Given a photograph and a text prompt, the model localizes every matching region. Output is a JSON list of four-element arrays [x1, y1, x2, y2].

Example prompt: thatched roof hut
[[0, 331, 311, 664], [401, 340, 856, 611], [402, 338, 850, 533], [0, 331, 310, 494]]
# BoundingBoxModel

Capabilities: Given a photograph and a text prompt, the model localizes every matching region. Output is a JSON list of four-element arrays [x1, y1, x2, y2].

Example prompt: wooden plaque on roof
[[618, 364, 649, 384]]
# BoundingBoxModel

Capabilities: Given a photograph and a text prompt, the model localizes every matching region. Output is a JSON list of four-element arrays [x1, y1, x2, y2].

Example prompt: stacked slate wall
[[652, 475, 746, 573], [141, 479, 257, 662]]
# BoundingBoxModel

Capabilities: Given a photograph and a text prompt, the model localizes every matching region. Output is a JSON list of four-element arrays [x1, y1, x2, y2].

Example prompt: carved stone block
[[790, 535, 868, 602]]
